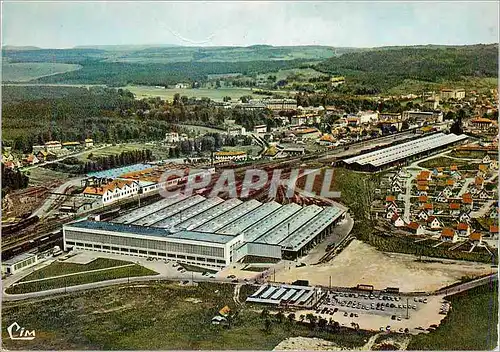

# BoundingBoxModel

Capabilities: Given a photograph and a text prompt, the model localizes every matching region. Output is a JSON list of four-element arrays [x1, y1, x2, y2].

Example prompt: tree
[[264, 318, 272, 333], [299, 314, 305, 322], [260, 308, 269, 319], [451, 109, 465, 134], [287, 313, 296, 324], [305, 313, 317, 327], [401, 120, 410, 130], [275, 311, 284, 323]]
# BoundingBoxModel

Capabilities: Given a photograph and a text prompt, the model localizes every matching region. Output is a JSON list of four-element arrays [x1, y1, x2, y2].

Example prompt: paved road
[[458, 178, 474, 196], [434, 273, 497, 296], [471, 199, 496, 218]]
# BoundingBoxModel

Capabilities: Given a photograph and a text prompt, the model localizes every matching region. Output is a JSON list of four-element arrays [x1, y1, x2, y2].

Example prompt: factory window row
[[65, 230, 225, 258], [65, 241, 226, 267]]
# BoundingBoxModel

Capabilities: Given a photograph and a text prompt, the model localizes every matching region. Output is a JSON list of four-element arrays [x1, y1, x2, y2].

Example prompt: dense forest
[[315, 44, 499, 93], [29, 60, 310, 87], [2, 86, 273, 151], [1, 163, 30, 192]]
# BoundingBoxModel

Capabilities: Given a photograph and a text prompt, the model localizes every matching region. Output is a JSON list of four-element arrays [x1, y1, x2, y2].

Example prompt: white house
[[426, 216, 443, 230], [165, 132, 180, 143], [459, 212, 471, 223], [83, 179, 140, 205], [85, 139, 94, 148], [417, 209, 430, 221], [391, 214, 405, 227], [443, 187, 454, 198], [386, 209, 398, 220], [254, 125, 267, 134], [214, 151, 247, 163], [478, 189, 491, 199]]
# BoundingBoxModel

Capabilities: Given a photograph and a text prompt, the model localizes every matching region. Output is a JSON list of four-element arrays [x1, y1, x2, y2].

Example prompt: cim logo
[[7, 322, 36, 340]]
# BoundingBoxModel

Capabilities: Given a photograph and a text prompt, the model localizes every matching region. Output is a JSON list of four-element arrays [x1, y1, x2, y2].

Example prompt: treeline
[[316, 44, 499, 93], [176, 133, 253, 155], [82, 149, 153, 173], [1, 164, 29, 193]]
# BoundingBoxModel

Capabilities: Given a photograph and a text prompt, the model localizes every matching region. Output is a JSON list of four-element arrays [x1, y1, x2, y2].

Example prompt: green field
[[19, 258, 132, 282], [2, 282, 373, 350], [26, 167, 71, 186], [418, 156, 478, 170], [407, 283, 498, 350], [123, 85, 258, 102], [2, 62, 82, 82], [6, 262, 157, 294], [387, 77, 498, 96], [256, 67, 326, 82]]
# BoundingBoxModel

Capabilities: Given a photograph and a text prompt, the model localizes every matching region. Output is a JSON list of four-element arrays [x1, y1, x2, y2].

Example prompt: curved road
[[3, 263, 496, 302]]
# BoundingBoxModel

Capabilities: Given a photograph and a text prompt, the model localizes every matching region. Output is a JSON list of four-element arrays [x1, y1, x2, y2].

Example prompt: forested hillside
[[316, 44, 498, 93]]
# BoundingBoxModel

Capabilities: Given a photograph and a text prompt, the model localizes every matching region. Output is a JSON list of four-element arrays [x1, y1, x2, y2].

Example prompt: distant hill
[[74, 44, 181, 51], [2, 46, 41, 51], [316, 44, 499, 92]]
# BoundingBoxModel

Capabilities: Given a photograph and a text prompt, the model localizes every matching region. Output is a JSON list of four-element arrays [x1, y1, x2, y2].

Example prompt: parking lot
[[291, 289, 447, 334], [317, 290, 427, 320]]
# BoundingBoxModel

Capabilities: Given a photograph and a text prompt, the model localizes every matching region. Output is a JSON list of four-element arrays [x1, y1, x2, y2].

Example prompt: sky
[[2, 1, 499, 48]]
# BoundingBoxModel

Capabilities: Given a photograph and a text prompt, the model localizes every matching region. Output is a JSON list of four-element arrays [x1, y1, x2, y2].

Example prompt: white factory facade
[[63, 195, 347, 269]]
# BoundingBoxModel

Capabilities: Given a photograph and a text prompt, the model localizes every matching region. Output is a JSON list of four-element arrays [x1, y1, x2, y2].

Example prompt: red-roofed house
[[440, 228, 458, 242], [423, 203, 434, 215], [490, 225, 499, 235], [456, 223, 471, 237], [475, 176, 484, 189], [469, 232, 483, 244], [417, 171, 432, 181], [385, 195, 396, 204], [449, 202, 461, 216], [407, 222, 425, 235], [418, 195, 428, 204]]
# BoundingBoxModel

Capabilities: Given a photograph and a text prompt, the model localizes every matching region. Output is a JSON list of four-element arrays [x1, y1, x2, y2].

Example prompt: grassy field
[[256, 67, 326, 82], [2, 282, 372, 350], [123, 85, 258, 102], [18, 258, 132, 282], [2, 62, 82, 82], [418, 156, 478, 170], [408, 282, 498, 350], [448, 150, 494, 159], [77, 143, 171, 162], [221, 145, 263, 157], [6, 264, 157, 294], [26, 167, 70, 186]]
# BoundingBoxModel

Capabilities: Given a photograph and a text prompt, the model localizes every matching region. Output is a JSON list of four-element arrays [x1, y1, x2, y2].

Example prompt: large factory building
[[63, 195, 347, 269]]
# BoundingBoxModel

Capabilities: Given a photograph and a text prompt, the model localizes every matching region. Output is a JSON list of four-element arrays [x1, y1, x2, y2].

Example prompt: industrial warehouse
[[63, 195, 347, 268], [342, 133, 468, 171]]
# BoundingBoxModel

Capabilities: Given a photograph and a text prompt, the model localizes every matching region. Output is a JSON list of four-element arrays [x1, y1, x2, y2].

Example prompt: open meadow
[[1, 282, 372, 350]]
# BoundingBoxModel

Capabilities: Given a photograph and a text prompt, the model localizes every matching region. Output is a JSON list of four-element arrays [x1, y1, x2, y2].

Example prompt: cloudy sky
[[2, 1, 499, 48]]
